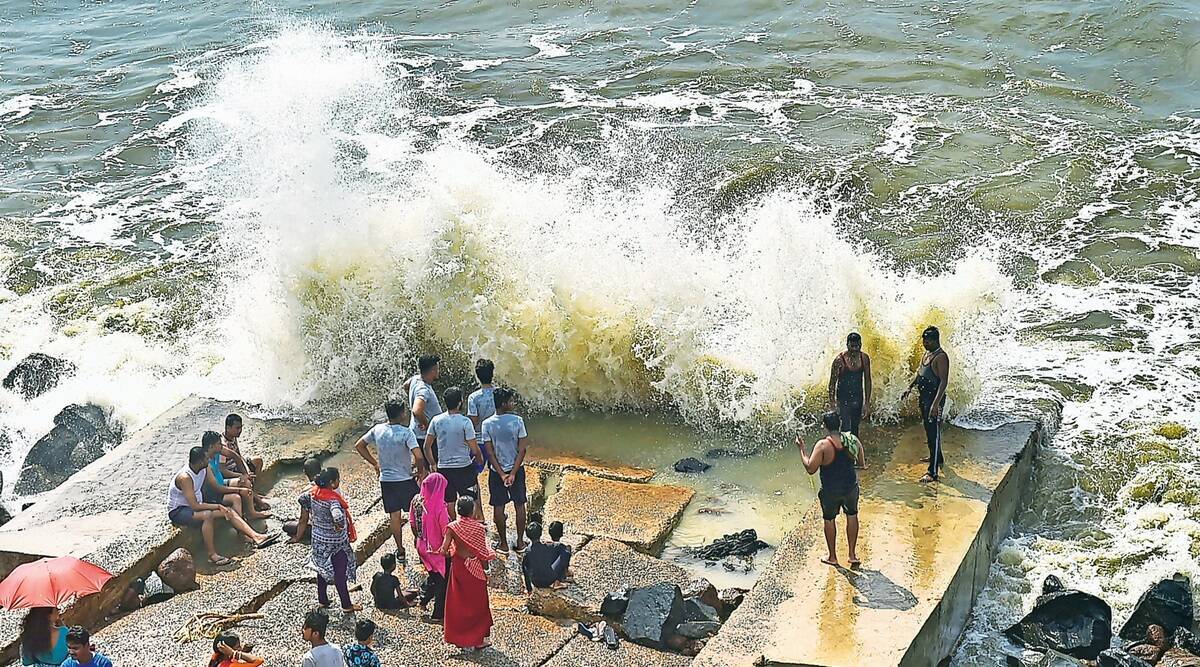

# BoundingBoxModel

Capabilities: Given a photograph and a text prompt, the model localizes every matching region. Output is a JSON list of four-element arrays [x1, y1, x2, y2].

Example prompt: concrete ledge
[[530, 454, 656, 483], [695, 421, 1041, 667], [544, 634, 694, 667], [544, 473, 694, 554], [528, 537, 695, 624]]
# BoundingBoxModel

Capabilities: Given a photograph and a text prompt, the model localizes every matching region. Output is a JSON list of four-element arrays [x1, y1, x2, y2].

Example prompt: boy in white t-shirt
[[481, 387, 530, 552], [301, 610, 342, 667]]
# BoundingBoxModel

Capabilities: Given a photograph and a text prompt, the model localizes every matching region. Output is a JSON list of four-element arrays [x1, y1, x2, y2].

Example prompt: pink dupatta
[[412, 473, 449, 576]]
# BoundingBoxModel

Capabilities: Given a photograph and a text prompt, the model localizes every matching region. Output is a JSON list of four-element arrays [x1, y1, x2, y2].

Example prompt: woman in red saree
[[439, 496, 497, 649]]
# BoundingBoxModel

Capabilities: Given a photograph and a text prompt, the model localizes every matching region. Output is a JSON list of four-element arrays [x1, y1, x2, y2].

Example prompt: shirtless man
[[167, 446, 280, 566], [796, 412, 866, 567], [828, 332, 872, 436], [902, 326, 950, 483]]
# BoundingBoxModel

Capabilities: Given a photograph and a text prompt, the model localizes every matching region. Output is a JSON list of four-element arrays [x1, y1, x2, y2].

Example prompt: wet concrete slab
[[694, 421, 1040, 667], [544, 634, 694, 667], [528, 537, 695, 624], [544, 472, 694, 554], [530, 454, 656, 483]]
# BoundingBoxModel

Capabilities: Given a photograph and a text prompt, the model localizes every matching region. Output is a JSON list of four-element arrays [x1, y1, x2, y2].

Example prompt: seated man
[[202, 431, 270, 521], [168, 445, 280, 566], [220, 413, 269, 511], [522, 522, 571, 591]]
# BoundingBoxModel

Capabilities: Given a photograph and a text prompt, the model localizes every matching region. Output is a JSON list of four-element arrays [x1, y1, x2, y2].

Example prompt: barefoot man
[[828, 332, 872, 436], [796, 411, 865, 567], [902, 325, 950, 483]]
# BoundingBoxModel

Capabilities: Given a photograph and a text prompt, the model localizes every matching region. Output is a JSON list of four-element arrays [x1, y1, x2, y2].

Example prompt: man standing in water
[[828, 332, 872, 435], [796, 412, 865, 567], [902, 326, 950, 483]]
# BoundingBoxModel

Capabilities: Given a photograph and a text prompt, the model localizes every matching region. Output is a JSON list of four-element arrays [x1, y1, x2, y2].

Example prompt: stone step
[[544, 472, 694, 554]]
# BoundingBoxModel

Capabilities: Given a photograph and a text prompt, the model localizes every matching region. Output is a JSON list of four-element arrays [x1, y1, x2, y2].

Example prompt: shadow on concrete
[[936, 468, 993, 503], [838, 566, 918, 611]]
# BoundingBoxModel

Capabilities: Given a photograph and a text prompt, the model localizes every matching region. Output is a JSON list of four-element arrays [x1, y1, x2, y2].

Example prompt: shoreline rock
[[14, 403, 123, 495], [2, 353, 75, 400], [1003, 575, 1112, 660]]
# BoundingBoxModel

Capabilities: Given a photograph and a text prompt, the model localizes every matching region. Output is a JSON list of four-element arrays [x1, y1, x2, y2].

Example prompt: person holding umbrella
[[19, 607, 68, 666]]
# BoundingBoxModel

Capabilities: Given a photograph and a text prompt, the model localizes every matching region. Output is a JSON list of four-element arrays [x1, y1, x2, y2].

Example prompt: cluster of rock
[[1004, 574, 1197, 667], [599, 578, 746, 656], [122, 548, 199, 612], [1, 354, 124, 500]]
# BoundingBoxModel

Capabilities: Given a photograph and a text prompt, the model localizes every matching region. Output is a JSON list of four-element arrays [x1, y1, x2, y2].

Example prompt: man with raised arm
[[796, 411, 865, 567]]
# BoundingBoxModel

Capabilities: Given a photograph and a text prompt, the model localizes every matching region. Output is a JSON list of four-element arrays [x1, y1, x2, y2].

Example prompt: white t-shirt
[[302, 643, 343, 667], [482, 413, 527, 472], [407, 374, 443, 438], [363, 423, 421, 482], [466, 387, 496, 440], [429, 412, 476, 469]]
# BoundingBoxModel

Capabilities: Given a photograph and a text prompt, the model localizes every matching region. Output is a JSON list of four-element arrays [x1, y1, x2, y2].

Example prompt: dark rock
[[716, 587, 747, 621], [15, 403, 123, 494], [141, 572, 175, 605], [688, 529, 770, 561], [674, 457, 711, 473], [0, 502, 10, 528], [1176, 628, 1200, 655], [600, 590, 629, 617], [1038, 650, 1085, 666], [1160, 648, 1200, 667], [664, 633, 705, 656], [155, 548, 197, 593], [1044, 575, 1065, 594], [682, 578, 721, 610], [1127, 624, 1168, 664], [676, 621, 721, 639], [1120, 574, 1194, 641], [1098, 648, 1153, 667], [704, 448, 757, 459], [622, 583, 684, 649], [682, 598, 720, 624], [2, 354, 75, 399], [1003, 579, 1113, 660]]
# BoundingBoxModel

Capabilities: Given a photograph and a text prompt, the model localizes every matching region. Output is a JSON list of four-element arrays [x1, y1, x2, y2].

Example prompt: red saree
[[444, 517, 496, 648]]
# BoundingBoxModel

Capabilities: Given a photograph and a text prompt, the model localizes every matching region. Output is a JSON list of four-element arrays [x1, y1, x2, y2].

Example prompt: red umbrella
[[0, 557, 113, 609]]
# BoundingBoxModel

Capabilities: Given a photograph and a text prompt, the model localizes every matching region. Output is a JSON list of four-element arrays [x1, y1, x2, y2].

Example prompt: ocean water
[[1, 1, 1198, 662]]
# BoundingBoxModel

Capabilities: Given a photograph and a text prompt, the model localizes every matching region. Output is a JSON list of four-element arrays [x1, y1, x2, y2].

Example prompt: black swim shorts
[[487, 467, 528, 507], [818, 485, 860, 521], [440, 465, 480, 503], [381, 479, 420, 514]]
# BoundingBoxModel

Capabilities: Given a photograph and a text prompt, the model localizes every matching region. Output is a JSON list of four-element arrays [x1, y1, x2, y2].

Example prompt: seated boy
[[522, 522, 571, 591], [61, 626, 113, 667], [370, 553, 416, 609]]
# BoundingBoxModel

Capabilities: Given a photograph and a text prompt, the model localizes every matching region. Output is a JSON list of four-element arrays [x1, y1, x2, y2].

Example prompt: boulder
[[1176, 628, 1200, 655], [664, 633, 705, 657], [674, 458, 711, 474], [623, 583, 685, 649], [676, 621, 721, 640], [682, 598, 720, 624], [716, 587, 748, 621], [1098, 648, 1153, 667], [682, 578, 721, 611], [1003, 576, 1113, 660], [1126, 624, 1168, 665], [15, 403, 123, 494], [141, 572, 175, 605], [1160, 648, 1200, 667], [1119, 574, 1194, 641], [155, 548, 198, 593], [688, 529, 770, 561], [2, 353, 75, 399], [0, 502, 10, 528], [601, 590, 629, 617]]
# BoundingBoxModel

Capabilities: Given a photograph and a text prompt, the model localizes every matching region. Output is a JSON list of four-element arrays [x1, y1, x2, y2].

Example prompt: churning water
[[2, 2, 1198, 662]]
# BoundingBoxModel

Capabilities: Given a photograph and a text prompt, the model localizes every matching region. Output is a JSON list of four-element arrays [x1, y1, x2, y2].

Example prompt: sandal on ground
[[820, 556, 839, 566], [209, 555, 234, 567]]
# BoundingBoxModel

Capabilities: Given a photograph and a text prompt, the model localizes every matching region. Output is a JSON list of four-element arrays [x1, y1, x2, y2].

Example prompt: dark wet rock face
[[688, 529, 770, 561], [676, 620, 721, 640], [1098, 648, 1154, 667], [1176, 628, 1200, 655], [674, 458, 711, 473], [15, 403, 123, 494], [623, 583, 685, 649], [156, 548, 198, 593], [682, 598, 720, 624], [1119, 574, 1194, 641], [2, 353, 76, 399], [1003, 577, 1113, 660]]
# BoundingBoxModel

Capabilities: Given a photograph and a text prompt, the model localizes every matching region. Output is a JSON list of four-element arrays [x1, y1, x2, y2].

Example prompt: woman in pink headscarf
[[410, 472, 451, 621]]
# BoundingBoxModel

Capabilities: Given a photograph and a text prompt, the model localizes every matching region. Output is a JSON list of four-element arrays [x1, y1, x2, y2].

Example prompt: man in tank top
[[167, 445, 280, 566], [796, 411, 866, 567], [828, 332, 873, 436], [902, 325, 950, 483]]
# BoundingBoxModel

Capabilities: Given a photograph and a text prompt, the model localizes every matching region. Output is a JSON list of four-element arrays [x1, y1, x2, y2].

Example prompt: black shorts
[[487, 467, 528, 507], [440, 465, 480, 503], [381, 479, 420, 514], [168, 506, 202, 526], [818, 485, 860, 521]]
